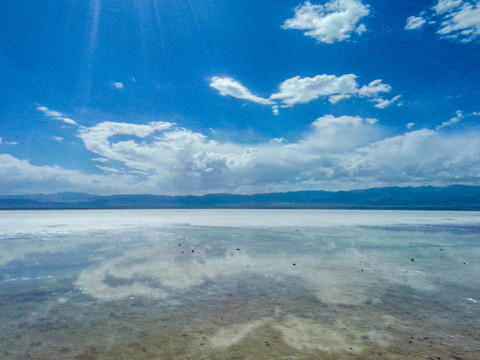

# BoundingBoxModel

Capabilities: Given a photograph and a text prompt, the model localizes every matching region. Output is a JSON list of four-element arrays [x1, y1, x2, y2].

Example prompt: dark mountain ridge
[[1, 185, 480, 210]]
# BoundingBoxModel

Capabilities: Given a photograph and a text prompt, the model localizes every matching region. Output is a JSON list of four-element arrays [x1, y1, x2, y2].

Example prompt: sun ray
[[80, 0, 102, 107]]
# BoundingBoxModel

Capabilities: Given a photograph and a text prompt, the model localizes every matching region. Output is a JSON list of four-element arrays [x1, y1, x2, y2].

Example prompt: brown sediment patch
[[207, 315, 394, 356], [208, 319, 268, 348], [2, 304, 479, 360], [274, 316, 357, 353], [272, 315, 395, 354]]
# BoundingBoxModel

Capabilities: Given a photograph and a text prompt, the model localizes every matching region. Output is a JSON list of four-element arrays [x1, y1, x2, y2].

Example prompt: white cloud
[[407, 0, 480, 42], [406, 122, 415, 129], [52, 137, 64, 142], [211, 74, 397, 111], [1, 137, 18, 145], [0, 154, 144, 195], [345, 128, 480, 186], [283, 0, 370, 43], [71, 116, 424, 193], [270, 74, 391, 107], [372, 95, 402, 109], [405, 16, 427, 30], [284, 115, 380, 154], [73, 116, 480, 192], [36, 105, 78, 126], [59, 117, 78, 125], [113, 82, 124, 89], [96, 165, 121, 173], [435, 0, 480, 42], [272, 105, 280, 116], [433, 0, 464, 14], [78, 121, 174, 170], [209, 77, 273, 105], [436, 110, 464, 129], [92, 157, 110, 163], [77, 120, 259, 194], [3, 115, 480, 195]]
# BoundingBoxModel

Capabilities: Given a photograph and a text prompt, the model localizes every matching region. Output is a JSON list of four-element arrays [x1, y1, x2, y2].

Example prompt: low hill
[[1, 185, 479, 209]]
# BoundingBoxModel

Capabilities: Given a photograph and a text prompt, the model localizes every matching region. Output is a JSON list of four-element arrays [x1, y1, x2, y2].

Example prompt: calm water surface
[[0, 210, 479, 359]]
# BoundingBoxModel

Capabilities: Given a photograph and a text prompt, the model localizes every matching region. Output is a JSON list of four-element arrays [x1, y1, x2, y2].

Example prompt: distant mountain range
[[1, 185, 480, 209]]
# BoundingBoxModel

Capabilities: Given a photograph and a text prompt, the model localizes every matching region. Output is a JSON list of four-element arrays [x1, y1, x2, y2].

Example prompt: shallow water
[[0, 210, 479, 359]]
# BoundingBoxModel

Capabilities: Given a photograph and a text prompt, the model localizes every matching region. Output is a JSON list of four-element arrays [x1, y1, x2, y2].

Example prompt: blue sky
[[0, 0, 479, 195]]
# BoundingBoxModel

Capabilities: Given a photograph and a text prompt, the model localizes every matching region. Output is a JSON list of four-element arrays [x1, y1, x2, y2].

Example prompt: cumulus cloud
[[0, 154, 144, 195], [270, 74, 391, 107], [345, 128, 480, 186], [211, 74, 396, 112], [77, 120, 260, 193], [283, 0, 370, 43], [272, 105, 280, 116], [52, 136, 64, 142], [405, 16, 427, 30], [436, 110, 464, 129], [407, 0, 480, 42], [76, 117, 480, 193], [3, 115, 480, 195], [209, 77, 273, 105], [36, 105, 78, 125], [113, 82, 124, 89]]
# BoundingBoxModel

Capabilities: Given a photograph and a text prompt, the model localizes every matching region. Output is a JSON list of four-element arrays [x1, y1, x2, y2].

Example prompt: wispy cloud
[[36, 105, 78, 125], [405, 16, 427, 30], [92, 157, 110, 163], [372, 95, 402, 109], [406, 0, 480, 42], [96, 165, 121, 173], [283, 0, 370, 44], [0, 137, 17, 145], [209, 77, 273, 105]]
